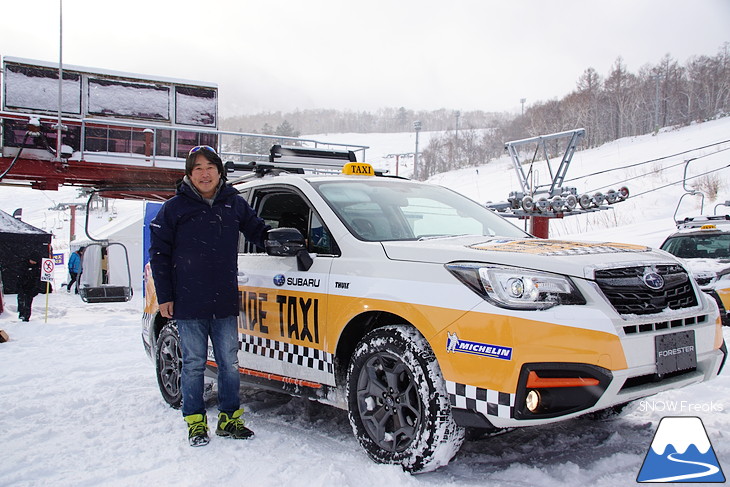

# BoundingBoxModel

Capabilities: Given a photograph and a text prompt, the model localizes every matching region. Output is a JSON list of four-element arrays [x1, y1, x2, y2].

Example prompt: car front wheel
[[346, 325, 465, 472]]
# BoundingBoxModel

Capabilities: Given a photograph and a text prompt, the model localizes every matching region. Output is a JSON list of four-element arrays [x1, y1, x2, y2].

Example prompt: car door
[[236, 184, 338, 387]]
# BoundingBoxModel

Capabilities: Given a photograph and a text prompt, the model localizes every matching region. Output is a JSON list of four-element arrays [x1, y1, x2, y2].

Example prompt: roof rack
[[269, 145, 357, 164], [676, 214, 730, 229], [224, 144, 359, 176]]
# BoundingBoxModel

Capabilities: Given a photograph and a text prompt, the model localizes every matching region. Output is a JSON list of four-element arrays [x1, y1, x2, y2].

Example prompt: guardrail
[[0, 110, 369, 166]]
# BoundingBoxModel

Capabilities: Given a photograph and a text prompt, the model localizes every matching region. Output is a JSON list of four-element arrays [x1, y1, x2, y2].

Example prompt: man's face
[[189, 154, 221, 199]]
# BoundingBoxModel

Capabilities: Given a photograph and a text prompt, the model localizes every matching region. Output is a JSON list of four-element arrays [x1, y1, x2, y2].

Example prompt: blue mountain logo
[[637, 416, 725, 483]]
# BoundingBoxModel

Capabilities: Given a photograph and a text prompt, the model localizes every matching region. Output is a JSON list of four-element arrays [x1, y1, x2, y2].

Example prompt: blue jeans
[[176, 316, 240, 417]]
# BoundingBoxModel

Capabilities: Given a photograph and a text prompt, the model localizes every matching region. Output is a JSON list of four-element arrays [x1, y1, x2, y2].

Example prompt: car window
[[242, 187, 338, 255], [662, 233, 730, 259], [312, 179, 529, 242]]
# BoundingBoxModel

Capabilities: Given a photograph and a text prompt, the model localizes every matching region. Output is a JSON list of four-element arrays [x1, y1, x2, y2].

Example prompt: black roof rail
[[269, 145, 357, 163], [675, 214, 730, 228]]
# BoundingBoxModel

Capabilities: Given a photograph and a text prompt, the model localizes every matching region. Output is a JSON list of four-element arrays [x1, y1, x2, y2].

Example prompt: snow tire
[[346, 325, 465, 472], [155, 321, 182, 409]]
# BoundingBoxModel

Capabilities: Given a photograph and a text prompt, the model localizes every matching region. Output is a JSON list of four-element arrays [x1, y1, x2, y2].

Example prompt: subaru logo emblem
[[643, 270, 664, 290], [273, 274, 285, 287]]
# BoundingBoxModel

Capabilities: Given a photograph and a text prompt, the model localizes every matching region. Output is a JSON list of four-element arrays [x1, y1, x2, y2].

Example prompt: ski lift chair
[[78, 242, 133, 303]]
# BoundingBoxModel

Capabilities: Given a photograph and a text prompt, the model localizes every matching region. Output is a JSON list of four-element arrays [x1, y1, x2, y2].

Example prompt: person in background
[[101, 247, 109, 284], [67, 246, 85, 293], [17, 257, 41, 322], [149, 145, 270, 447]]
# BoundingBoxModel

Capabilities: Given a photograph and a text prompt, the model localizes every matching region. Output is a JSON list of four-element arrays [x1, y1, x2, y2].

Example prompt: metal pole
[[654, 76, 659, 130], [56, 0, 63, 161], [413, 121, 421, 180]]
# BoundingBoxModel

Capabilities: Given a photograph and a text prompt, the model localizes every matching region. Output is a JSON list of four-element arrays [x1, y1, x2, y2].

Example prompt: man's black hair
[[185, 147, 225, 180]]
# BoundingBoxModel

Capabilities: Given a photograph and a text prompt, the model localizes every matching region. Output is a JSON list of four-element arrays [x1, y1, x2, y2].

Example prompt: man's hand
[[159, 302, 174, 319]]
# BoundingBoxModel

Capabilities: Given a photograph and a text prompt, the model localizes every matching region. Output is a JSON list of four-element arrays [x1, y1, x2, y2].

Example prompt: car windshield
[[661, 233, 730, 259], [312, 179, 529, 242]]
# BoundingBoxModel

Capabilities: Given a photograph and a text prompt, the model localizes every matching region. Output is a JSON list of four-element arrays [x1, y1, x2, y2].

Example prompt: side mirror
[[265, 228, 313, 271]]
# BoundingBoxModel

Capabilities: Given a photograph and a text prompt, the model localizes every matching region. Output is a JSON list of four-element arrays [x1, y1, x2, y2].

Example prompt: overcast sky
[[1, 0, 728, 118]]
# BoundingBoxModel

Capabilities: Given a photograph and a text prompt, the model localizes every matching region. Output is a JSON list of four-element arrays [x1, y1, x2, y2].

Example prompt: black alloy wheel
[[346, 325, 465, 472], [155, 322, 182, 409]]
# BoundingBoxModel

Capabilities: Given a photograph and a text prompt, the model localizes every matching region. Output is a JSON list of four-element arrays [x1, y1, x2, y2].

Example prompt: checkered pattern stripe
[[241, 334, 334, 374], [446, 380, 515, 419]]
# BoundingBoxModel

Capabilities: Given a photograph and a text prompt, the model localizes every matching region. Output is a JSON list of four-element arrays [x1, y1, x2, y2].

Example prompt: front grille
[[622, 314, 708, 335], [620, 368, 697, 391], [595, 264, 698, 315]]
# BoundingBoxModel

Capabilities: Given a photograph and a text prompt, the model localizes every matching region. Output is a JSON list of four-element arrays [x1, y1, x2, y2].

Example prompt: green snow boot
[[184, 413, 210, 447], [216, 409, 254, 439]]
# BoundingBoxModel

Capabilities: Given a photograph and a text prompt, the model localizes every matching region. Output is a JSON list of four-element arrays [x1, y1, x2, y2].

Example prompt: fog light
[[526, 389, 541, 412]]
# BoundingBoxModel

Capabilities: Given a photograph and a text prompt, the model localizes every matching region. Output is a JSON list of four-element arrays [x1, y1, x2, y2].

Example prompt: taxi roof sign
[[343, 162, 375, 176]]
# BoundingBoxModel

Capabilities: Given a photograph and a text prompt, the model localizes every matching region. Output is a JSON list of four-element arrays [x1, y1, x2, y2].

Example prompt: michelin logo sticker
[[446, 332, 512, 360], [637, 416, 725, 483]]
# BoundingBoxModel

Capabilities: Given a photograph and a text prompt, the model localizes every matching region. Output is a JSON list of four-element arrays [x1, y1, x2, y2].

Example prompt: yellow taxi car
[[660, 215, 730, 326], [142, 152, 726, 472]]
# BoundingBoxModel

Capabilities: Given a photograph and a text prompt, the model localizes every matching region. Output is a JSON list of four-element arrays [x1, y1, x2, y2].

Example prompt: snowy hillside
[[1, 118, 729, 486], [331, 117, 730, 249]]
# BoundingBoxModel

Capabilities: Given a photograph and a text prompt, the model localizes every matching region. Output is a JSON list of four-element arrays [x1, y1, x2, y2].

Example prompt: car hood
[[381, 236, 679, 279], [678, 257, 730, 277]]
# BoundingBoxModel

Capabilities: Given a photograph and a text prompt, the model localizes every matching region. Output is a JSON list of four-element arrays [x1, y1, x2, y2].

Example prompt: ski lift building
[[0, 56, 220, 198]]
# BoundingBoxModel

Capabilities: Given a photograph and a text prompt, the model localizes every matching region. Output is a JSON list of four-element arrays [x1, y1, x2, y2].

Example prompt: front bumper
[[450, 341, 726, 429]]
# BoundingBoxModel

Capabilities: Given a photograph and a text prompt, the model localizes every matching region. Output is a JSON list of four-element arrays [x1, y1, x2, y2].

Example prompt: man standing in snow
[[16, 256, 41, 322], [149, 145, 270, 447], [66, 246, 85, 293]]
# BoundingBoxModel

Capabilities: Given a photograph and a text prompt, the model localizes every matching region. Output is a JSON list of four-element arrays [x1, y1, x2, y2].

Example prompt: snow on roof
[[3, 56, 218, 89], [0, 209, 49, 235]]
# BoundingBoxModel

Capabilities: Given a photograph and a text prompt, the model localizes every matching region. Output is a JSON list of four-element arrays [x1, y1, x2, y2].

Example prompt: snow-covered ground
[[1, 118, 729, 486]]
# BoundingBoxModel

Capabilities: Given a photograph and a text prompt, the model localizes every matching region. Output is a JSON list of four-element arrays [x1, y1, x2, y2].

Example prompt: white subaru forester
[[143, 159, 727, 472]]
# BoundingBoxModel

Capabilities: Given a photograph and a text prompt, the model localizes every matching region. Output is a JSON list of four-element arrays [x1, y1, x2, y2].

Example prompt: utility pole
[[520, 98, 526, 116], [56, 0, 64, 162], [413, 121, 422, 180]]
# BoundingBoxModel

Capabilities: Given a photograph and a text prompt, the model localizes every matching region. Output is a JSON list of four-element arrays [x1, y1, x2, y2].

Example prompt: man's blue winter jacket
[[149, 180, 270, 320]]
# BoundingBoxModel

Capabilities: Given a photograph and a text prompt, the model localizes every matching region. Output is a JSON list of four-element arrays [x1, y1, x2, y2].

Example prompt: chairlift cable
[[0, 133, 30, 180], [562, 138, 730, 184], [626, 162, 730, 199], [583, 146, 730, 193]]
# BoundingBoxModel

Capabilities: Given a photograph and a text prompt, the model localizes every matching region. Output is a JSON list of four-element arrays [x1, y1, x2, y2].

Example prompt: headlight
[[717, 269, 730, 282], [445, 263, 586, 310]]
